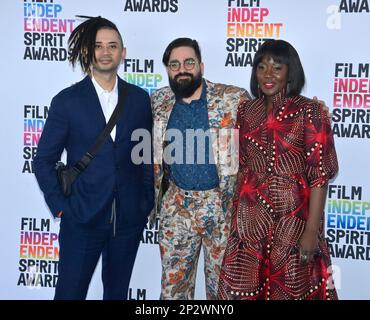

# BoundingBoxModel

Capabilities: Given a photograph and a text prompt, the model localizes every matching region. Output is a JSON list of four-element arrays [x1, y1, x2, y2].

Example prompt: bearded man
[[151, 38, 250, 300]]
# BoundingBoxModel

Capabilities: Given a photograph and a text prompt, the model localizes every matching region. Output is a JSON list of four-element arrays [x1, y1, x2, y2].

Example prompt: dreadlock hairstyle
[[68, 15, 123, 74]]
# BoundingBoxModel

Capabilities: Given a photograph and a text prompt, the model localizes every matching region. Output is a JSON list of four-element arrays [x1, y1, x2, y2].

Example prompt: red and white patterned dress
[[217, 92, 339, 300]]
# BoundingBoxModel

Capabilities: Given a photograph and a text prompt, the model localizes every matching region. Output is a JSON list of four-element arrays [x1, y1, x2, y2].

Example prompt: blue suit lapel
[[79, 76, 130, 144], [80, 76, 108, 131], [115, 77, 129, 142]]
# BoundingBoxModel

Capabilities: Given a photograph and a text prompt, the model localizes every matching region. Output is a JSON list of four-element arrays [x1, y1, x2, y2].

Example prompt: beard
[[168, 71, 203, 99]]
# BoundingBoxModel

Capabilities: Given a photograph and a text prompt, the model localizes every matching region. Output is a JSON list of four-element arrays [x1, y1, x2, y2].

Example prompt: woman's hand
[[298, 229, 319, 265]]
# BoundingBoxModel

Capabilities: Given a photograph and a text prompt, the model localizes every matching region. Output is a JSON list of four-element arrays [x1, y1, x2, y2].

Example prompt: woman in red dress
[[217, 39, 339, 300]]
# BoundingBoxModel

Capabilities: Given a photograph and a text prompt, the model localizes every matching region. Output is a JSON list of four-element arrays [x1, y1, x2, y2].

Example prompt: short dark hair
[[250, 39, 305, 98], [162, 38, 202, 66], [68, 16, 124, 74]]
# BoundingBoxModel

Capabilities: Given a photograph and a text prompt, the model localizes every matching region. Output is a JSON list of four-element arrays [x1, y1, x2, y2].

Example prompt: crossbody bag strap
[[72, 81, 129, 175]]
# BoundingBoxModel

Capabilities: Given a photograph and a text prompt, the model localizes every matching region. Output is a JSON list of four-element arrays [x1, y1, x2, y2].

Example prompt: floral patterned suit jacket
[[151, 79, 251, 219]]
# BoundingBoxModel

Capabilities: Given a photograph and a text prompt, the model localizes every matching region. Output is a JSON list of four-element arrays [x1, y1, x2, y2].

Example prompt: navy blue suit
[[34, 76, 154, 299]]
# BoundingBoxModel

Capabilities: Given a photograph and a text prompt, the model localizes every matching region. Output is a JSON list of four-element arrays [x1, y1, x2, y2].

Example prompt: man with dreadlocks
[[34, 16, 154, 300]]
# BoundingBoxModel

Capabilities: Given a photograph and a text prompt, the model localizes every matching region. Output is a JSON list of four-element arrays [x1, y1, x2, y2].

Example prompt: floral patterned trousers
[[159, 182, 230, 300]]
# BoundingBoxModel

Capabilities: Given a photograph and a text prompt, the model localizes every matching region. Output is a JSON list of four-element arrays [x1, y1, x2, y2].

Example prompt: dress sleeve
[[304, 102, 339, 187], [236, 100, 250, 169]]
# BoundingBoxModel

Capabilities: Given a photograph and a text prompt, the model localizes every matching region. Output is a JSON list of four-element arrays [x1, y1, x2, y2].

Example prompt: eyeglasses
[[167, 58, 197, 72]]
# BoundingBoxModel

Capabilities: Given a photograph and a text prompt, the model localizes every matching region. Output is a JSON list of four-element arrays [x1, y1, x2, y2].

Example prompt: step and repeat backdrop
[[0, 0, 369, 300]]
